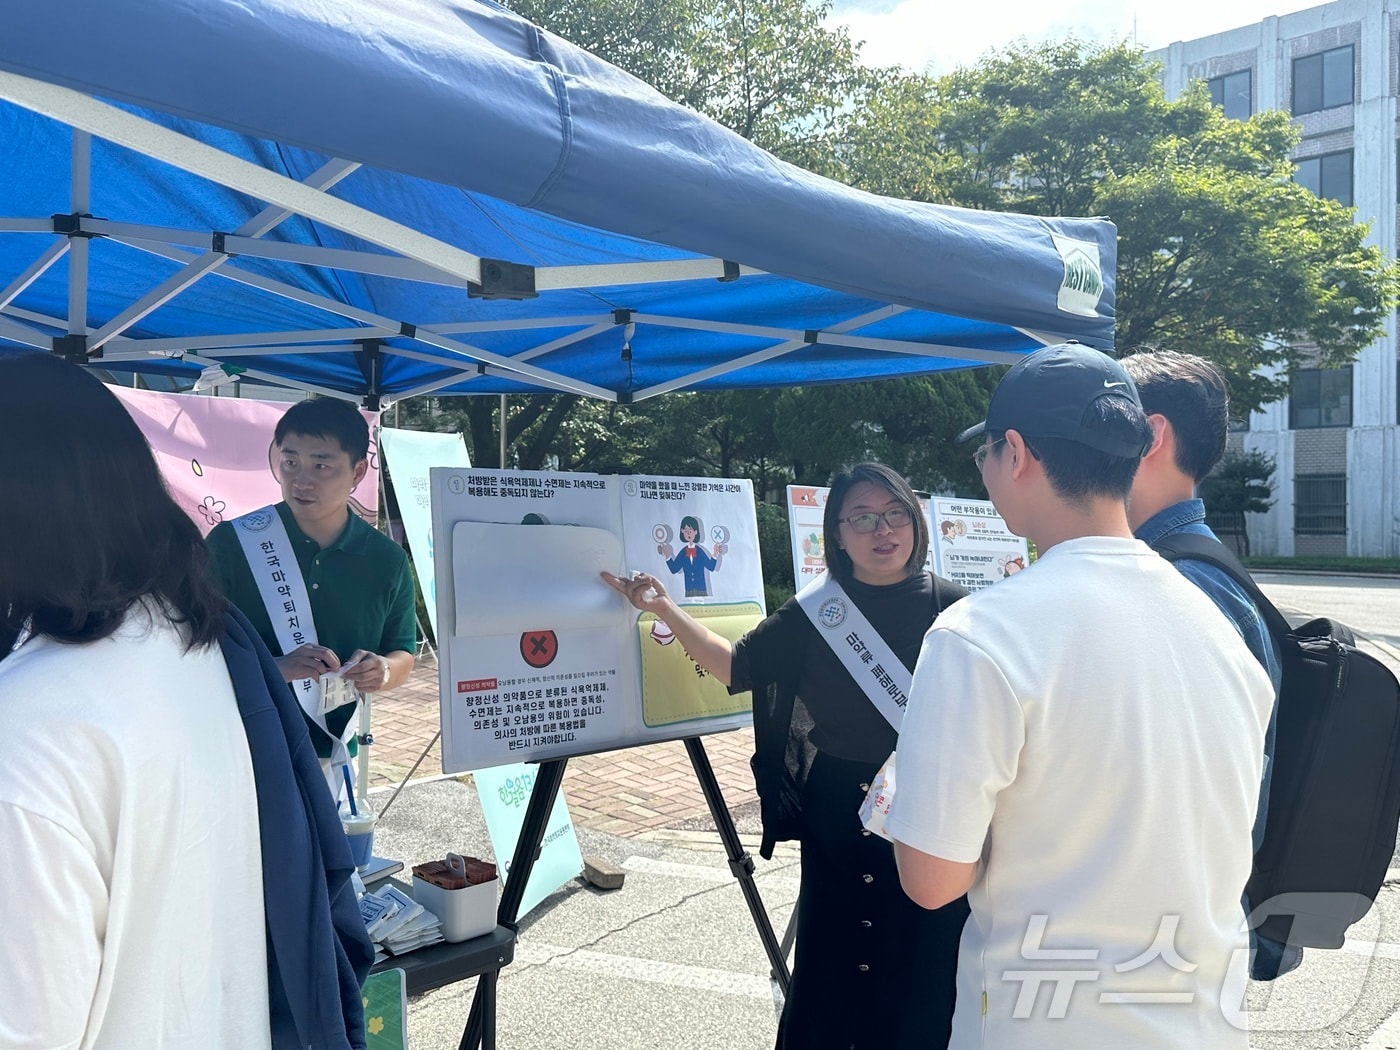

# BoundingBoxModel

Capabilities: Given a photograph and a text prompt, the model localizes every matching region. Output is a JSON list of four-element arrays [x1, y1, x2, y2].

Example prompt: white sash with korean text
[[795, 572, 911, 732], [232, 505, 354, 798]]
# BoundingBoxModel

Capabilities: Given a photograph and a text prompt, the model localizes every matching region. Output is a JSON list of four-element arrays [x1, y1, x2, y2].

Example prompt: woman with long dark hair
[[604, 462, 971, 1049], [0, 354, 272, 1045]]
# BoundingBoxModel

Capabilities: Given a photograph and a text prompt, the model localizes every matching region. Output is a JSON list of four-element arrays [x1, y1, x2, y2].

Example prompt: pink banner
[[111, 387, 381, 536]]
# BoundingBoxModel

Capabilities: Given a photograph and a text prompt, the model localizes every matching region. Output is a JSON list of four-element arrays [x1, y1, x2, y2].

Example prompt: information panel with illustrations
[[785, 485, 831, 587], [431, 469, 765, 771], [927, 496, 1029, 590]]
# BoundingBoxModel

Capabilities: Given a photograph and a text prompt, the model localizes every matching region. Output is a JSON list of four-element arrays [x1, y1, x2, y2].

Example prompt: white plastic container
[[412, 875, 498, 943]]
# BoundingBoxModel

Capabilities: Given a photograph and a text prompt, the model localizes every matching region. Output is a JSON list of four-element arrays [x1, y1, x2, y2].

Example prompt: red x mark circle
[[520, 630, 559, 668]]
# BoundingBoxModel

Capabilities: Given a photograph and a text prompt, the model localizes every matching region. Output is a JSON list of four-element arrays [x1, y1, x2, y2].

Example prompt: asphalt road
[[1255, 572, 1400, 662]]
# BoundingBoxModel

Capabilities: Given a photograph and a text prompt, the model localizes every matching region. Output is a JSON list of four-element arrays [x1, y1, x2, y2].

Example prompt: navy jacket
[[220, 606, 374, 1050]]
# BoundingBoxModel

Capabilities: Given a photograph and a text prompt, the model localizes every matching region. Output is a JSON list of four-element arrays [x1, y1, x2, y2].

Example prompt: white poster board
[[927, 496, 1030, 591], [377, 427, 470, 636], [431, 469, 765, 772], [379, 430, 581, 916]]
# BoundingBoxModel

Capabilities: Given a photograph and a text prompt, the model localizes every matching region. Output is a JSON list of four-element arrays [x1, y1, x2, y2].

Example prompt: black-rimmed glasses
[[839, 507, 914, 534]]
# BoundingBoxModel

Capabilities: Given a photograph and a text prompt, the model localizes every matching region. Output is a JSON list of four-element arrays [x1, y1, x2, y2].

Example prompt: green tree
[[830, 40, 1400, 414], [754, 499, 796, 609], [395, 394, 647, 470], [1200, 449, 1275, 558], [770, 370, 1000, 495]]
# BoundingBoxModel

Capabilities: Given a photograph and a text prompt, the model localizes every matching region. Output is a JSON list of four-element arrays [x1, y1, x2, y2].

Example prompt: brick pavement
[[366, 650, 759, 837]]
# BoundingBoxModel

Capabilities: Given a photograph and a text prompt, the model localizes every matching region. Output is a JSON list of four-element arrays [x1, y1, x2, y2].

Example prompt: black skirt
[[776, 751, 969, 1050]]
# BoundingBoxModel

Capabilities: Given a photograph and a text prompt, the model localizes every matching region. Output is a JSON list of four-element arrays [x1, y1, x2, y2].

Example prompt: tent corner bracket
[[51, 212, 99, 239], [53, 333, 96, 362], [467, 258, 537, 301]]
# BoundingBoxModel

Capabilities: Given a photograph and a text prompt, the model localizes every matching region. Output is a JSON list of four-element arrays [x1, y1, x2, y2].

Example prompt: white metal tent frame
[[0, 71, 1032, 410]]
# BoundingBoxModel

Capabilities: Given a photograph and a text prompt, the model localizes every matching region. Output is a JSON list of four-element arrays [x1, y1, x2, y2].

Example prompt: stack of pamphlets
[[359, 884, 444, 957]]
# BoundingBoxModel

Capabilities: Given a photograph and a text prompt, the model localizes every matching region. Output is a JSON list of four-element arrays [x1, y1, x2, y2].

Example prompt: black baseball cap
[[956, 343, 1150, 458]]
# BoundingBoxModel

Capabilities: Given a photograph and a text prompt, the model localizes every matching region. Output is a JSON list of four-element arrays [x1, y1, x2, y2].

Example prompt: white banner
[[378, 427, 470, 637]]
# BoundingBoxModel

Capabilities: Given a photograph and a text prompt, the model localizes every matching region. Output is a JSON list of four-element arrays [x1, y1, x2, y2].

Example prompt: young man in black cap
[[885, 344, 1274, 1049]]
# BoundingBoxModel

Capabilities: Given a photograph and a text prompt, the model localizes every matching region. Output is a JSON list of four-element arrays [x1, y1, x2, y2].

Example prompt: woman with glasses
[[603, 462, 969, 1050]]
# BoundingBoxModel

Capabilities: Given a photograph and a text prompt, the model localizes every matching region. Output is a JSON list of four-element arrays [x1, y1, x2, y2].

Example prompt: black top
[[732, 571, 969, 853]]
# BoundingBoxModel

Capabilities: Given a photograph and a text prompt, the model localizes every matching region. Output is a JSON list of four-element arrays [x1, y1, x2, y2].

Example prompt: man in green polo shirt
[[207, 398, 416, 763]]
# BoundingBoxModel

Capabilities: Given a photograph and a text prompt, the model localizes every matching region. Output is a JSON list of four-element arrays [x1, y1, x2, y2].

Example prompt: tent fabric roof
[[0, 0, 1116, 403]]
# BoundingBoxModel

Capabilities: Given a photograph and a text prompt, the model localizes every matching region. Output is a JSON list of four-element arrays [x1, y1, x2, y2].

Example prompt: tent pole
[[68, 130, 91, 344], [498, 394, 507, 467]]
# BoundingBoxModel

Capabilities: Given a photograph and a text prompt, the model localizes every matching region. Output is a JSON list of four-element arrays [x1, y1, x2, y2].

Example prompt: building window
[[1294, 474, 1347, 535], [1208, 70, 1253, 120], [1288, 366, 1352, 428], [1295, 151, 1353, 205], [1292, 45, 1354, 114]]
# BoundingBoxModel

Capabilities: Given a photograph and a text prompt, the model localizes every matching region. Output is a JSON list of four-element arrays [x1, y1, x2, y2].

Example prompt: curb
[[1252, 569, 1400, 581]]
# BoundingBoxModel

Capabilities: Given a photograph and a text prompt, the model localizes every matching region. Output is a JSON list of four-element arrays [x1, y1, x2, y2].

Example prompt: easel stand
[[457, 736, 792, 1050]]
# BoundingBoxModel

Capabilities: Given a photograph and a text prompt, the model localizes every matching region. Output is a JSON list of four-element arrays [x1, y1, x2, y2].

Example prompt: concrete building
[[1151, 0, 1398, 557]]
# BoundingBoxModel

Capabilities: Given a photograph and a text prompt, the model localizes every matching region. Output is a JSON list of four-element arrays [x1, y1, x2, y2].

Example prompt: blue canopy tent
[[0, 0, 1116, 406]]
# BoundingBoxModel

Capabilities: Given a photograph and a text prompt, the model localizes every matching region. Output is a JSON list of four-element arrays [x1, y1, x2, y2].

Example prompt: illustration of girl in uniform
[[658, 514, 727, 597]]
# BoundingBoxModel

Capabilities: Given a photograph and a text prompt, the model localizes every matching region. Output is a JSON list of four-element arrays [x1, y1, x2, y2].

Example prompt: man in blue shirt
[[1122, 348, 1297, 980]]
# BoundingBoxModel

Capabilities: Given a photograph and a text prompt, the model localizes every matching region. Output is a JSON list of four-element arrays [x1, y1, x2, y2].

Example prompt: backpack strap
[[1150, 533, 1293, 640]]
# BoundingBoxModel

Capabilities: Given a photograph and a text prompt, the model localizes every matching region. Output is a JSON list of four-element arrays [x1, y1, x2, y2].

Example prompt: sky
[[827, 0, 1329, 75]]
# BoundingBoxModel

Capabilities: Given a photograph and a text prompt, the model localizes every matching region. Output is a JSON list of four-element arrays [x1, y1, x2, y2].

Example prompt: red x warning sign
[[520, 630, 559, 668]]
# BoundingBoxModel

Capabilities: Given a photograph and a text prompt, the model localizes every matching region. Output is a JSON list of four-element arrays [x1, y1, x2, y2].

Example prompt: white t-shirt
[[887, 536, 1272, 1050], [0, 608, 270, 1049]]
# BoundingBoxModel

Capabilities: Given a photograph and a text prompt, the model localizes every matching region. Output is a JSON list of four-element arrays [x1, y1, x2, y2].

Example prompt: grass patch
[[1244, 556, 1400, 575]]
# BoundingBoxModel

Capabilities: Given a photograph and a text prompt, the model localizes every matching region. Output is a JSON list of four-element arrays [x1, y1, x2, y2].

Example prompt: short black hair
[[990, 394, 1152, 504], [822, 462, 930, 584], [275, 397, 369, 462], [0, 353, 226, 657], [1120, 349, 1230, 482]]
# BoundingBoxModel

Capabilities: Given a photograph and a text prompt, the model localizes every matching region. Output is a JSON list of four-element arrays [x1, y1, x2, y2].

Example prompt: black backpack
[[1152, 533, 1400, 949]]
